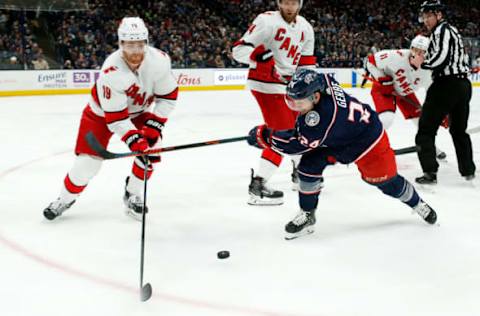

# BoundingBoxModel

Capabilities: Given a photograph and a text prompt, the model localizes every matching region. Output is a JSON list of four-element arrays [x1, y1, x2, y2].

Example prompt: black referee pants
[[415, 77, 476, 176]]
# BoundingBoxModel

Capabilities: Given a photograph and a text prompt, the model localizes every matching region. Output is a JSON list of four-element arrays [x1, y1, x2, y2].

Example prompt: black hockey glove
[[247, 124, 272, 149]]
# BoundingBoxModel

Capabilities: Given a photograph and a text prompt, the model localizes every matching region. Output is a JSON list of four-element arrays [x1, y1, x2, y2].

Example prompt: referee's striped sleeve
[[423, 25, 451, 70]]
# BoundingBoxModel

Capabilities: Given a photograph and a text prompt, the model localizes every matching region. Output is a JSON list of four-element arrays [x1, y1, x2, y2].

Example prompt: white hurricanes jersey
[[89, 46, 178, 138], [366, 49, 432, 96], [232, 11, 315, 94]]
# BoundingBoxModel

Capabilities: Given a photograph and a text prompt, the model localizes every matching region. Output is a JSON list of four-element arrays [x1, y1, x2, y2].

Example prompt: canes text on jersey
[[274, 28, 303, 65]]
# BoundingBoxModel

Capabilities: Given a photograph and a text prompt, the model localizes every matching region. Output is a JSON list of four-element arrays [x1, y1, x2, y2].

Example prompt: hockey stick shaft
[[140, 158, 152, 301], [86, 132, 248, 160], [394, 145, 418, 155]]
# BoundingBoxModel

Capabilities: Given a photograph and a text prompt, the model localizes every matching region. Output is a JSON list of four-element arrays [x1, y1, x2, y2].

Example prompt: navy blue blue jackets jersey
[[271, 74, 384, 163]]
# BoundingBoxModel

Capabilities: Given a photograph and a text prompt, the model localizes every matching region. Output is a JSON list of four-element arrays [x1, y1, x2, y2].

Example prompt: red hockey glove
[[377, 76, 394, 95], [142, 114, 167, 147], [403, 93, 422, 117], [250, 45, 282, 83], [122, 130, 149, 152], [404, 93, 421, 108], [247, 124, 272, 149]]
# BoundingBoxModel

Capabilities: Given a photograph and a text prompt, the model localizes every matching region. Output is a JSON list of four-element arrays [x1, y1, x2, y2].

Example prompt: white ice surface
[[0, 88, 479, 316]]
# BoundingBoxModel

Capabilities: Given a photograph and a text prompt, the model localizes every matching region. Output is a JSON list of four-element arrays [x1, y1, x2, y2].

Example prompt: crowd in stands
[[1, 0, 479, 70], [0, 9, 52, 70]]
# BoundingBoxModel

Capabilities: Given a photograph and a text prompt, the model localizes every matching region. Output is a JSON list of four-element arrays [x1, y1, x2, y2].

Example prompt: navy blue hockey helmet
[[286, 69, 327, 111], [287, 69, 327, 99]]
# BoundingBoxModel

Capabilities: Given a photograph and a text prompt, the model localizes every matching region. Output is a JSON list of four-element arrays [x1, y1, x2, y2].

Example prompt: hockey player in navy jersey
[[247, 69, 437, 239]]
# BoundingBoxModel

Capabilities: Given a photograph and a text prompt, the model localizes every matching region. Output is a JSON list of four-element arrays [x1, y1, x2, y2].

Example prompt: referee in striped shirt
[[415, 0, 476, 184]]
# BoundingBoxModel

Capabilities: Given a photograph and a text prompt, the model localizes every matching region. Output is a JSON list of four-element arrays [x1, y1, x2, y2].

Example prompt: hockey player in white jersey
[[232, 0, 316, 206], [365, 35, 446, 158], [43, 17, 178, 221]]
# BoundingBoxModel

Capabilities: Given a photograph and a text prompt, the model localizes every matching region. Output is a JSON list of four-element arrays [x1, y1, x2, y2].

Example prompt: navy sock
[[376, 175, 420, 208]]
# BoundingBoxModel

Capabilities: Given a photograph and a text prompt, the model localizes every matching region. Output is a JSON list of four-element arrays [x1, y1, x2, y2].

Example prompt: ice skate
[[285, 209, 316, 240], [124, 177, 148, 221], [43, 198, 75, 220], [248, 169, 283, 205], [415, 172, 437, 185], [412, 200, 437, 224]]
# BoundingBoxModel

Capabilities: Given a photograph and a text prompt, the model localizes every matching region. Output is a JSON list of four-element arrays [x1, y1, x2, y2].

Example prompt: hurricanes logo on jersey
[[125, 83, 154, 107]]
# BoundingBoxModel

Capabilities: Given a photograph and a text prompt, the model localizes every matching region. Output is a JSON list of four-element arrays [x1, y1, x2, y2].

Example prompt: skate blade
[[285, 227, 314, 240], [417, 184, 436, 194], [248, 195, 283, 206], [125, 208, 142, 221]]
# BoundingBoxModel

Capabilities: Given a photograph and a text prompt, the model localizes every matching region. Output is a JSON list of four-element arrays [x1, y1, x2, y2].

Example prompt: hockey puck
[[217, 250, 230, 259]]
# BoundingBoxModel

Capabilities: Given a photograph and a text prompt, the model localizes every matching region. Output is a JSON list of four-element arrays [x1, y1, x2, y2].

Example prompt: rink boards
[[1, 68, 478, 97]]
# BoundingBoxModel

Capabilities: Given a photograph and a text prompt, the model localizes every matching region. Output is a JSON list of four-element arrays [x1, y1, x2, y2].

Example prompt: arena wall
[[0, 68, 478, 97]]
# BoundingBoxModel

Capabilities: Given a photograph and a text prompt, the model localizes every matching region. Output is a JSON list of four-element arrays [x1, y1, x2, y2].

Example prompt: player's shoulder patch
[[98, 64, 120, 83], [305, 111, 320, 127], [99, 64, 132, 90]]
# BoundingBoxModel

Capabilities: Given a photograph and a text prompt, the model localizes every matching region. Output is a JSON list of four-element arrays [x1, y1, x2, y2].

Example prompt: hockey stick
[[392, 125, 480, 156], [85, 132, 248, 160], [86, 130, 420, 159], [140, 157, 152, 302], [394, 145, 418, 155]]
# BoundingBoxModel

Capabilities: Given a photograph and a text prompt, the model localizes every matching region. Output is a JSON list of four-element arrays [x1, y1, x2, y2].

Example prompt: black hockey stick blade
[[394, 145, 418, 155], [140, 283, 152, 301], [85, 132, 121, 159], [86, 131, 248, 160]]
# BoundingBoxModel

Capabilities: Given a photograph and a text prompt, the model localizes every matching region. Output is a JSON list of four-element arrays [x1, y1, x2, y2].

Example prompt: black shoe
[[412, 201, 437, 224], [436, 151, 447, 160], [415, 172, 437, 184], [43, 199, 75, 220], [285, 210, 316, 240], [248, 169, 283, 205]]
